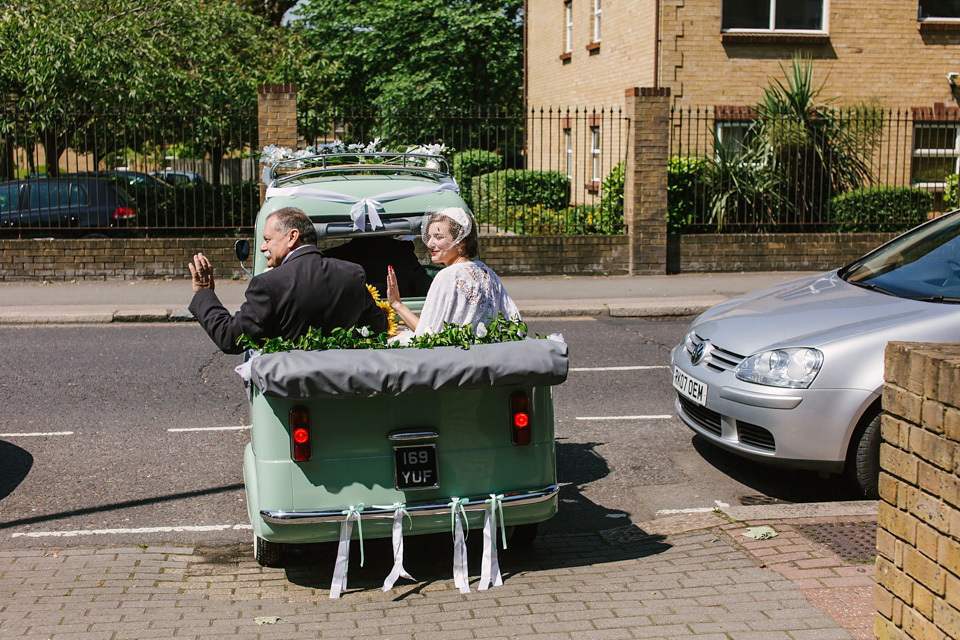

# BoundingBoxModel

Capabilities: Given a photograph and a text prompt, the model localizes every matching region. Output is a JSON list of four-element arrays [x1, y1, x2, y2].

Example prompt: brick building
[[525, 0, 960, 198]]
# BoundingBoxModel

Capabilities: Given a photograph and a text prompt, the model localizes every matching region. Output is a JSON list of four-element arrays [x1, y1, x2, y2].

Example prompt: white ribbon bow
[[264, 182, 459, 232], [350, 198, 384, 232], [479, 494, 506, 590], [330, 504, 364, 599], [376, 502, 415, 591], [449, 497, 471, 594]]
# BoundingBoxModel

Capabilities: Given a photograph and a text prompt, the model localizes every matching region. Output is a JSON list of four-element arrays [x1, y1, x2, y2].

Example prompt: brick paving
[[0, 516, 875, 640]]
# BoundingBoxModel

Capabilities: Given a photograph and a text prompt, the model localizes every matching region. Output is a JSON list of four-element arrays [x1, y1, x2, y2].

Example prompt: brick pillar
[[624, 87, 670, 275], [257, 83, 298, 203]]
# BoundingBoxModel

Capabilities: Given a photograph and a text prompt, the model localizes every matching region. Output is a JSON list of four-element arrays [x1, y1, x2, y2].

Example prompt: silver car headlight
[[735, 348, 823, 389]]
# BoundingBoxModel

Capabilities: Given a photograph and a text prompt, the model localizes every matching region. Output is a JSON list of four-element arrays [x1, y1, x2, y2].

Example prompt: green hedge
[[667, 156, 709, 234], [471, 169, 569, 231], [451, 150, 502, 210], [828, 186, 932, 233], [945, 174, 959, 211]]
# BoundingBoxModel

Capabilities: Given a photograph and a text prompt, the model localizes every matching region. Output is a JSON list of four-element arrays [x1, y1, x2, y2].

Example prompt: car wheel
[[505, 523, 538, 548], [254, 534, 285, 568], [847, 412, 881, 499]]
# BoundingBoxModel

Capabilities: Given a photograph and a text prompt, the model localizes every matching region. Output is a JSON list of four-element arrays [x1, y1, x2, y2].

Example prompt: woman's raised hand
[[386, 265, 401, 308]]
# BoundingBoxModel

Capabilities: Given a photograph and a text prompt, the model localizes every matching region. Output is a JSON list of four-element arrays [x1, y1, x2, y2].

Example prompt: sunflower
[[366, 283, 399, 337]]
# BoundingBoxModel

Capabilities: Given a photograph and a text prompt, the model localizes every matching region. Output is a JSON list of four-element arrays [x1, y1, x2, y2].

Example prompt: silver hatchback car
[[671, 209, 960, 497]]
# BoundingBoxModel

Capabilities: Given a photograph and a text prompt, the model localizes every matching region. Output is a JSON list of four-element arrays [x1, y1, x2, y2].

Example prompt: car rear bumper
[[260, 484, 559, 524]]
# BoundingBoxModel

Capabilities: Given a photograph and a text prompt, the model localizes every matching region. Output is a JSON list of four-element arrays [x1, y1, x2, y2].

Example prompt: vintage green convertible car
[[238, 153, 568, 590]]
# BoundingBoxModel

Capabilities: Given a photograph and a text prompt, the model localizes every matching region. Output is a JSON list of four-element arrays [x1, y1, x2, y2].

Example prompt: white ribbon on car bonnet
[[265, 182, 459, 232]]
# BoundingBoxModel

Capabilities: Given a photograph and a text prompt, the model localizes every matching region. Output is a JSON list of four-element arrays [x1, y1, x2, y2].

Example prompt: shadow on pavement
[[692, 435, 866, 503], [0, 440, 32, 501], [0, 482, 244, 530], [190, 438, 672, 595]]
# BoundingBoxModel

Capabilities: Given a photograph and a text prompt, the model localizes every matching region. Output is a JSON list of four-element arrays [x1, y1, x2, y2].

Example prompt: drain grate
[[739, 495, 792, 506], [797, 521, 877, 563]]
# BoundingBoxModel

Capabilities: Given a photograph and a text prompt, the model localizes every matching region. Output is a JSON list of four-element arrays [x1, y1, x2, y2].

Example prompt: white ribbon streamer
[[377, 502, 414, 591], [479, 494, 506, 590], [330, 504, 364, 599], [264, 182, 459, 232], [449, 497, 470, 594]]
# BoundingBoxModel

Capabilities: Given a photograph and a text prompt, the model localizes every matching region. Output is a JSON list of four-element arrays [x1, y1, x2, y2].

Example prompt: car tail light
[[290, 407, 311, 462], [510, 392, 531, 446], [113, 206, 136, 220]]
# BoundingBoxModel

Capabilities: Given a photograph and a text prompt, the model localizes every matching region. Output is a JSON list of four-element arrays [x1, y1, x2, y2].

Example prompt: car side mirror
[[235, 239, 252, 277]]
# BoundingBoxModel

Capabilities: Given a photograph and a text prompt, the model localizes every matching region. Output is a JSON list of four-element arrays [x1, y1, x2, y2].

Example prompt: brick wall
[[0, 233, 899, 280], [0, 238, 245, 281], [528, 0, 959, 112], [678, 232, 900, 272], [876, 342, 960, 640]]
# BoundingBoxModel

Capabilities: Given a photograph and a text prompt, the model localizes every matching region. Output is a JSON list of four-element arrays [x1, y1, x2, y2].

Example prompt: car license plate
[[394, 444, 439, 491], [673, 366, 708, 406]]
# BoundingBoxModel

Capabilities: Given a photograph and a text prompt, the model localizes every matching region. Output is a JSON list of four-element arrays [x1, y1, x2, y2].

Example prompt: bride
[[386, 207, 520, 338]]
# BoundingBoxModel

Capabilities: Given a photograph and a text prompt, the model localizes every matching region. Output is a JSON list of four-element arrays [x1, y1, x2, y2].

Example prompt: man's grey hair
[[268, 207, 318, 245]]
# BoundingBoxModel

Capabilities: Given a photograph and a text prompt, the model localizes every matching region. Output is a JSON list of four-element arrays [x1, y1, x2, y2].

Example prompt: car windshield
[[841, 210, 960, 301]]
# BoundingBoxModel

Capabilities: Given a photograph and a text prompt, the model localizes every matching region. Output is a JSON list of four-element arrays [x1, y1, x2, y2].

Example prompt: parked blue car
[[0, 177, 137, 233]]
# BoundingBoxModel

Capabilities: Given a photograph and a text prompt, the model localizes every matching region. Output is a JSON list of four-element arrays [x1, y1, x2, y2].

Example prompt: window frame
[[911, 123, 960, 190], [590, 125, 601, 183], [919, 2, 960, 21], [565, 129, 574, 179], [564, 0, 573, 53], [721, 0, 828, 34], [593, 0, 602, 43]]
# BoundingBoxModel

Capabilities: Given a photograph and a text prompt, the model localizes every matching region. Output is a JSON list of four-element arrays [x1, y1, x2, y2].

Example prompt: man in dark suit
[[188, 207, 387, 354]]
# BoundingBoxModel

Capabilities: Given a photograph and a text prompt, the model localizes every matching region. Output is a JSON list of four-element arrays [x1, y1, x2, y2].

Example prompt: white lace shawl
[[414, 261, 520, 335]]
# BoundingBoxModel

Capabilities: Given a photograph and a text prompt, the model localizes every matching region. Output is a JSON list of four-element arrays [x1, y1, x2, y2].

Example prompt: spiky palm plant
[[753, 54, 875, 226]]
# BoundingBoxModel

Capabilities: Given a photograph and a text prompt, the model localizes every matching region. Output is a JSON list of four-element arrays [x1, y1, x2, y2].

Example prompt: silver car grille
[[687, 333, 745, 373]]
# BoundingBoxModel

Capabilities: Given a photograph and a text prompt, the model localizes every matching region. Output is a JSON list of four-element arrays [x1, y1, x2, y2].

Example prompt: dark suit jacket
[[323, 237, 433, 298], [189, 245, 387, 354]]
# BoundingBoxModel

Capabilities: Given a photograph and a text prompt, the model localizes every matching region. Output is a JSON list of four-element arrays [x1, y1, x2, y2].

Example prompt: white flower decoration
[[475, 322, 488, 338]]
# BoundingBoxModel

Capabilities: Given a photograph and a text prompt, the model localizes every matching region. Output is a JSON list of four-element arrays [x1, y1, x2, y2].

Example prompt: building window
[[590, 126, 601, 183], [722, 0, 825, 32], [593, 0, 602, 42], [920, 1, 960, 19], [716, 121, 756, 156], [912, 124, 960, 188], [565, 1, 573, 53], [565, 130, 574, 179]]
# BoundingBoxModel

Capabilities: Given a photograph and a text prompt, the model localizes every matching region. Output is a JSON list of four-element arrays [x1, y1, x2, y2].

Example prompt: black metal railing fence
[[669, 106, 953, 233], [299, 105, 629, 235], [0, 105, 260, 236]]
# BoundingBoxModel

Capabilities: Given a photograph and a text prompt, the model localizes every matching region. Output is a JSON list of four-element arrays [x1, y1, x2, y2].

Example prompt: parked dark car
[[0, 177, 137, 233], [149, 170, 207, 186], [78, 170, 172, 192]]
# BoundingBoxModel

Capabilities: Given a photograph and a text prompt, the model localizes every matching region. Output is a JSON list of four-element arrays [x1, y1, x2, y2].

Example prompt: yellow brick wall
[[527, 0, 656, 108], [877, 342, 960, 640], [527, 0, 960, 110]]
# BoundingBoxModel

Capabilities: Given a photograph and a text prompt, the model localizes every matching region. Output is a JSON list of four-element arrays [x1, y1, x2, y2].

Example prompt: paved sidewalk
[[0, 272, 819, 323], [0, 504, 877, 640]]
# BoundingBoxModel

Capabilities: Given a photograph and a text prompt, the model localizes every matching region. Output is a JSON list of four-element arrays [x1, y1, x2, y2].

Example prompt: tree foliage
[[0, 0, 302, 179], [290, 0, 524, 132]]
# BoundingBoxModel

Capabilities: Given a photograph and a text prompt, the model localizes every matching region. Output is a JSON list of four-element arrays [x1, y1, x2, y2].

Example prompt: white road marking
[[575, 415, 672, 421], [168, 425, 251, 433], [570, 365, 669, 372], [11, 524, 253, 538], [0, 431, 74, 437], [656, 500, 730, 516]]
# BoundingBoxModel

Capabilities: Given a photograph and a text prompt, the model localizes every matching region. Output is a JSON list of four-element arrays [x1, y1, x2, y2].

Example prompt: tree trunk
[[0, 135, 13, 181], [211, 142, 224, 187], [42, 130, 63, 177]]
